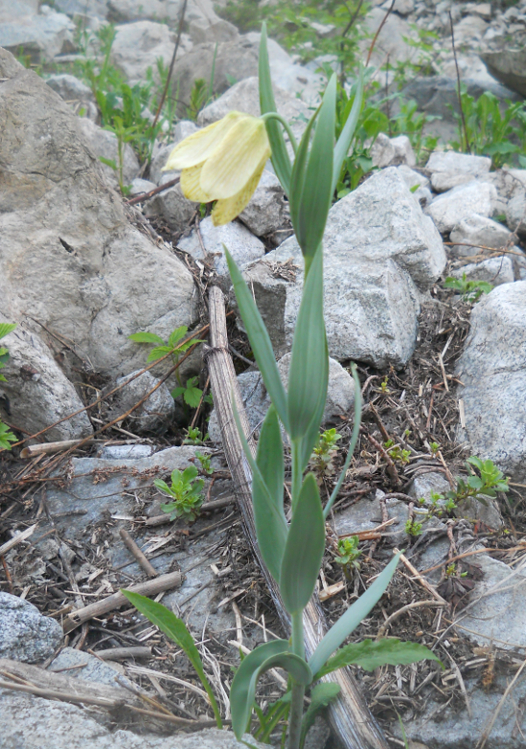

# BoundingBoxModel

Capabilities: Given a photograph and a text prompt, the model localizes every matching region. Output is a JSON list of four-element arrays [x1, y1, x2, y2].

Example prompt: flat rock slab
[[0, 592, 63, 663], [239, 167, 445, 368], [427, 181, 498, 233], [456, 281, 526, 483]]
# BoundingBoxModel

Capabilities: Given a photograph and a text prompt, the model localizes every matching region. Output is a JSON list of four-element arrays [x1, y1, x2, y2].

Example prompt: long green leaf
[[121, 591, 223, 728], [231, 394, 288, 585], [289, 108, 319, 249], [128, 332, 164, 345], [231, 639, 289, 738], [226, 247, 289, 433], [315, 638, 442, 679], [254, 405, 287, 582], [258, 23, 291, 194], [296, 74, 336, 266], [280, 473, 325, 615], [308, 553, 401, 676], [299, 683, 340, 749], [287, 246, 328, 442], [0, 323, 17, 341], [332, 69, 364, 195]]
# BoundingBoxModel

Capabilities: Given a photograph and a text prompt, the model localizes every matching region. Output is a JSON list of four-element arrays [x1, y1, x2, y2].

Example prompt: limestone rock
[[449, 214, 514, 257], [481, 44, 526, 97], [178, 217, 265, 285], [0, 7, 75, 63], [371, 133, 416, 168], [506, 191, 526, 237], [0, 48, 198, 392], [0, 593, 63, 663], [0, 325, 93, 441], [450, 256, 515, 287], [110, 370, 175, 434], [239, 170, 290, 237], [238, 168, 445, 368], [427, 181, 497, 233], [456, 281, 526, 484], [111, 21, 192, 85]]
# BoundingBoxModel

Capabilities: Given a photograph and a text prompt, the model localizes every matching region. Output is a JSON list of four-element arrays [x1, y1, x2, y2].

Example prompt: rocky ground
[[1, 1, 526, 748]]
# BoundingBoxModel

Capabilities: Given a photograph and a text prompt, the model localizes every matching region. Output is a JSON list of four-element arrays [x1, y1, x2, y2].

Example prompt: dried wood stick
[[93, 646, 152, 661], [394, 548, 447, 604], [20, 439, 94, 458], [206, 285, 390, 749], [0, 524, 38, 556], [63, 569, 183, 633], [119, 529, 157, 578]]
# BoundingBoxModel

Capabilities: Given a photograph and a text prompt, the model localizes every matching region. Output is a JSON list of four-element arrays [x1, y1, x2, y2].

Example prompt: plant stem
[[291, 440, 302, 512], [261, 112, 298, 155], [288, 611, 306, 749]]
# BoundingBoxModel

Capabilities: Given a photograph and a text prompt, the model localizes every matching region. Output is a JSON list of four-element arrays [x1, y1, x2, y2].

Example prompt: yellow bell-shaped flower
[[162, 111, 271, 226]]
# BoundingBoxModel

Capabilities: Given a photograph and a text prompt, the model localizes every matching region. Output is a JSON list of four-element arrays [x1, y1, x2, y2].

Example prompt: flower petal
[[201, 117, 270, 199], [180, 163, 211, 202], [211, 154, 268, 226], [162, 112, 245, 171]]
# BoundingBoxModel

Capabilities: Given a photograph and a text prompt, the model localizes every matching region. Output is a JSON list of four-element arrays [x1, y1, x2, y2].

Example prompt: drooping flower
[[162, 111, 271, 226]]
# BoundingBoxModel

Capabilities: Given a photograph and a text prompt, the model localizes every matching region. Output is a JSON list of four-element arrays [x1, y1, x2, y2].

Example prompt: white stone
[[178, 217, 266, 284], [450, 255, 515, 286], [449, 214, 513, 256], [427, 181, 497, 233], [0, 8, 75, 62], [381, 0, 414, 15], [239, 168, 445, 368], [0, 592, 63, 663], [239, 170, 290, 237], [506, 191, 526, 236], [426, 150, 492, 177], [456, 281, 526, 483], [111, 370, 175, 434]]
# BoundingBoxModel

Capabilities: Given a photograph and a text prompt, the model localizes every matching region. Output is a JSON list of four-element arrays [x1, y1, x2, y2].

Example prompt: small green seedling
[[196, 451, 213, 475], [129, 325, 204, 409], [384, 439, 411, 466], [444, 274, 493, 303], [155, 465, 205, 522], [0, 323, 17, 451], [334, 536, 361, 579], [379, 375, 390, 394], [429, 441, 440, 456], [184, 427, 208, 445], [405, 518, 423, 537], [309, 428, 342, 479]]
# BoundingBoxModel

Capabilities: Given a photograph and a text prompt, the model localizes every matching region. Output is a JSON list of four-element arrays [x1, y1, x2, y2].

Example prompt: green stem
[[288, 611, 305, 749], [291, 440, 302, 513], [261, 112, 298, 155]]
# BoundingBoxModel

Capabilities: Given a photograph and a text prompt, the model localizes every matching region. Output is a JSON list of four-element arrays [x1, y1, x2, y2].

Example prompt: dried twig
[[119, 529, 158, 578], [127, 176, 180, 206]]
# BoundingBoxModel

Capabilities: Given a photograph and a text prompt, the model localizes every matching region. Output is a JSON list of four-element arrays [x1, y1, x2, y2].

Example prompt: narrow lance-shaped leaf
[[280, 473, 325, 615], [308, 553, 401, 676], [0, 323, 17, 341], [258, 23, 291, 194], [314, 638, 443, 680], [230, 639, 289, 738], [289, 107, 319, 249], [287, 245, 328, 442], [121, 591, 223, 728], [294, 75, 337, 269], [231, 394, 288, 584], [253, 405, 288, 582], [332, 68, 364, 195], [226, 247, 289, 432]]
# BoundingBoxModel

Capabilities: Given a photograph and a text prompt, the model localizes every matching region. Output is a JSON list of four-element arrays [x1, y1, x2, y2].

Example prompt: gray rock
[[52, 0, 109, 20], [108, 0, 225, 28], [77, 117, 140, 187], [240, 167, 445, 368], [334, 492, 410, 546], [481, 44, 526, 97], [505, 191, 526, 236], [45, 73, 94, 104], [208, 354, 355, 444], [487, 168, 526, 209], [380, 0, 414, 15], [0, 7, 75, 63], [361, 6, 416, 67], [111, 21, 192, 85], [456, 281, 526, 484], [111, 370, 175, 434], [0, 49, 198, 388], [49, 647, 133, 687], [178, 217, 265, 285], [449, 214, 513, 257], [427, 181, 497, 233], [0, 0, 40, 22], [371, 133, 416, 168], [0, 693, 266, 749], [0, 324, 93, 441], [129, 178, 159, 219], [189, 17, 238, 45], [454, 554, 526, 649], [396, 164, 430, 192], [238, 170, 290, 237], [0, 593, 63, 663], [450, 255, 515, 287], [98, 444, 155, 459], [430, 171, 478, 193], [394, 670, 526, 749], [408, 470, 451, 505], [157, 181, 197, 234], [426, 150, 492, 177]]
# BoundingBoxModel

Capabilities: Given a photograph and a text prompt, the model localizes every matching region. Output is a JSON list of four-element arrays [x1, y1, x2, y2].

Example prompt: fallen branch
[[63, 569, 183, 633], [206, 285, 390, 749]]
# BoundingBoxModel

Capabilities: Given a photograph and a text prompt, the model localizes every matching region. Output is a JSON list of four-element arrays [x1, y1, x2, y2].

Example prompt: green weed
[[0, 323, 17, 451], [309, 428, 342, 479], [155, 465, 205, 521], [444, 274, 493, 303], [334, 535, 361, 578]]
